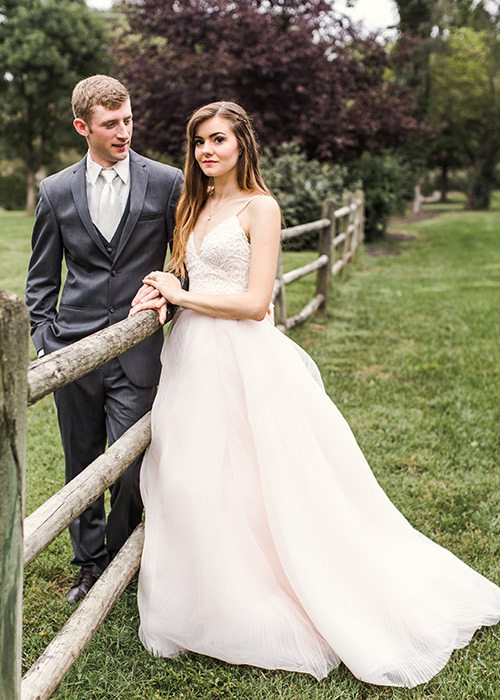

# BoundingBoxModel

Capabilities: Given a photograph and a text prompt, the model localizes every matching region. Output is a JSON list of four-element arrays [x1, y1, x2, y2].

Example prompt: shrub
[[260, 143, 346, 250], [0, 172, 25, 210], [346, 151, 415, 240]]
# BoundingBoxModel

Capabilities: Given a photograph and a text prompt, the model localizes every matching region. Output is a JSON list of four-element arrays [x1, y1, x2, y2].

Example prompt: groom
[[26, 75, 183, 603]]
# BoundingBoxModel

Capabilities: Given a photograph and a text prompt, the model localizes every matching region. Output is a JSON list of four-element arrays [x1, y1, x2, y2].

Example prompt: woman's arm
[[133, 196, 281, 321]]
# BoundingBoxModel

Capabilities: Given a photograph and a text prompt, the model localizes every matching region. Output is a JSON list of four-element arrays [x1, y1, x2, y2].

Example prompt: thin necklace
[[207, 191, 240, 221]]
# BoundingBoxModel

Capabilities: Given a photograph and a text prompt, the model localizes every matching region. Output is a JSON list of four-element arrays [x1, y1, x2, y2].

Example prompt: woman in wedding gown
[[130, 101, 500, 687]]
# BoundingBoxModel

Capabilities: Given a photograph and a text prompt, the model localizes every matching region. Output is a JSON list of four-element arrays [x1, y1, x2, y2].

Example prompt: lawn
[[1, 193, 499, 699]]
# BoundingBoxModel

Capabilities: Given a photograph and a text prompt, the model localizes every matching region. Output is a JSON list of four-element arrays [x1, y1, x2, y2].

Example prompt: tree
[[393, 0, 499, 208], [0, 0, 110, 212], [115, 0, 419, 162], [428, 26, 499, 209]]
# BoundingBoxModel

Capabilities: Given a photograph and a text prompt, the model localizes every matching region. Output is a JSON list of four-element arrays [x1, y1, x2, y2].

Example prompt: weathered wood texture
[[0, 292, 28, 700], [282, 255, 328, 286], [315, 199, 336, 311], [280, 218, 330, 241], [24, 413, 151, 567], [331, 258, 346, 276], [286, 293, 325, 330], [273, 251, 288, 329], [21, 524, 144, 700], [28, 310, 160, 405], [332, 231, 346, 247], [278, 191, 364, 331]]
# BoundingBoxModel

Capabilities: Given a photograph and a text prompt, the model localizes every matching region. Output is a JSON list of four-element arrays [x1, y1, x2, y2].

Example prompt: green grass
[[0, 210, 33, 299], [1, 194, 499, 699]]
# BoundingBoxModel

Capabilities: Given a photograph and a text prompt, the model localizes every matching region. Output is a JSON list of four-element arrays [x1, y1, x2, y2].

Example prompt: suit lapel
[[70, 157, 110, 258], [114, 151, 149, 263]]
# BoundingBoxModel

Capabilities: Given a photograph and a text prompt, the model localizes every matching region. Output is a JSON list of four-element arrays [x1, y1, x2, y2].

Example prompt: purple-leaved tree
[[115, 0, 419, 160]]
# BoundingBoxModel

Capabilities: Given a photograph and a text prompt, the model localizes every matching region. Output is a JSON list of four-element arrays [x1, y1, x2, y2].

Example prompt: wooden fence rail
[[274, 190, 364, 331], [0, 191, 364, 699]]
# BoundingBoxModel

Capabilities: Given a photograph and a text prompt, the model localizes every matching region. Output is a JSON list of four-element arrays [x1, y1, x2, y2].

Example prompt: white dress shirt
[[86, 152, 131, 232]]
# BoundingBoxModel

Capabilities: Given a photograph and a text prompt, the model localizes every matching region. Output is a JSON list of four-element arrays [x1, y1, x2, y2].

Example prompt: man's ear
[[73, 117, 89, 137]]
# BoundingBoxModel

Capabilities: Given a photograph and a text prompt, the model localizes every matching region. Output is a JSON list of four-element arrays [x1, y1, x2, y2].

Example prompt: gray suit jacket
[[26, 150, 183, 387]]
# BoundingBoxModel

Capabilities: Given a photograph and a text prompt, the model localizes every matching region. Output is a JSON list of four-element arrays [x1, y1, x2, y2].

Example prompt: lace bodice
[[185, 214, 251, 294]]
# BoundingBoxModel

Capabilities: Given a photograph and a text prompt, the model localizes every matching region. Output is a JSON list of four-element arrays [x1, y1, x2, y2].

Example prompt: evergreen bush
[[347, 152, 414, 240], [0, 172, 25, 210], [260, 143, 345, 250]]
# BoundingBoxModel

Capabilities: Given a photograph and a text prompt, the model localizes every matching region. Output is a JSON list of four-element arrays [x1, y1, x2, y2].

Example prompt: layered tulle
[[138, 309, 500, 687]]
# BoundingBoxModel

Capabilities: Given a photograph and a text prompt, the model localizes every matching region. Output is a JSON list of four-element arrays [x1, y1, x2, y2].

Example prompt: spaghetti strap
[[235, 195, 262, 216]]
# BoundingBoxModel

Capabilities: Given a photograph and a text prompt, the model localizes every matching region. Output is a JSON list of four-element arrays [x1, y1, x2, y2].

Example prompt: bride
[[129, 101, 500, 687]]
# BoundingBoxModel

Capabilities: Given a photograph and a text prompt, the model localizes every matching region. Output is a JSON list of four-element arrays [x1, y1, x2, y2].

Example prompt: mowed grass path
[[0, 194, 498, 699]]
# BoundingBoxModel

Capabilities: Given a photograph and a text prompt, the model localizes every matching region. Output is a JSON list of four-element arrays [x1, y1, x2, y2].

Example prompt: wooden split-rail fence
[[0, 190, 364, 700]]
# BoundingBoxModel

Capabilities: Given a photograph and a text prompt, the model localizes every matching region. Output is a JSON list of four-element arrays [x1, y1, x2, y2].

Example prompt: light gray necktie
[[98, 167, 120, 241]]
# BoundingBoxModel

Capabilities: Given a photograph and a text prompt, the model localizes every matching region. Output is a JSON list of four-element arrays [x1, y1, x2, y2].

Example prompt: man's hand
[[129, 294, 168, 324], [129, 280, 169, 325], [131, 283, 161, 307], [130, 270, 184, 325]]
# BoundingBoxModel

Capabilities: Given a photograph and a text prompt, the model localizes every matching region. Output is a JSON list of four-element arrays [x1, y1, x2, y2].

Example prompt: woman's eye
[[214, 137, 224, 144]]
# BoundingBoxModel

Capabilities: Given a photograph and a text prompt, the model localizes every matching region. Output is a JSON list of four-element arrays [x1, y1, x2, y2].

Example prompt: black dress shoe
[[66, 568, 99, 604]]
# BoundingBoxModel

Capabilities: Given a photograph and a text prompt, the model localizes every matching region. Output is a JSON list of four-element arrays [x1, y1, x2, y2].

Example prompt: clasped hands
[[129, 270, 182, 325]]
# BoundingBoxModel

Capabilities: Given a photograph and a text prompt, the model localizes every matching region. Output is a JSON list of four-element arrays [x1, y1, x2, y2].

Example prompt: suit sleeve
[[25, 182, 63, 352], [164, 169, 184, 323], [166, 169, 184, 251]]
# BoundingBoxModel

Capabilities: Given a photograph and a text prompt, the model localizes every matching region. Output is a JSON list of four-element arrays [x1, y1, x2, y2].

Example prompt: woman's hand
[[142, 271, 183, 305], [129, 273, 177, 325]]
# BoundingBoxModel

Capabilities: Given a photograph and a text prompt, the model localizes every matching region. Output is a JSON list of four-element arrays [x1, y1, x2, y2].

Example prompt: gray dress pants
[[54, 358, 156, 575]]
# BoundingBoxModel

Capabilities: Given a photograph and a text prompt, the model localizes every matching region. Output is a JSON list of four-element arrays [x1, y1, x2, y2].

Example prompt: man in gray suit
[[26, 75, 183, 603]]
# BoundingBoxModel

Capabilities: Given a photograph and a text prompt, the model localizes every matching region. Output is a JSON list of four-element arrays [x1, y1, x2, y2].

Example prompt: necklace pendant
[[207, 215, 211, 221]]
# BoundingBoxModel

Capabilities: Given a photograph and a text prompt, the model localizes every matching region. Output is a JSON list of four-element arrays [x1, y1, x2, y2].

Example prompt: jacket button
[[107, 246, 112, 253], [111, 270, 117, 276], [109, 306, 116, 313]]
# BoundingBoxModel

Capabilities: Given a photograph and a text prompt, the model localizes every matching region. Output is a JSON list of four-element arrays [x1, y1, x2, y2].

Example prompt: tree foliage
[[347, 150, 414, 239], [393, 0, 499, 207], [260, 142, 345, 248], [116, 0, 419, 161], [429, 26, 499, 209], [0, 0, 110, 210]]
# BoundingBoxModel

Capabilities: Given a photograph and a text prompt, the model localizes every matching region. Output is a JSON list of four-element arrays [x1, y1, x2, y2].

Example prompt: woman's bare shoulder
[[247, 193, 281, 217]]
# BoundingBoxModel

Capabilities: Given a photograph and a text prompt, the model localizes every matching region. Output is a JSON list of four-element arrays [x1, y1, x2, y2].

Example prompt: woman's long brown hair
[[169, 101, 272, 278]]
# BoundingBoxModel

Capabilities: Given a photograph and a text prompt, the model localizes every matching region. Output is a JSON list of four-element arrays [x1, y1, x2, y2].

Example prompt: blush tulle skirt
[[137, 310, 500, 687]]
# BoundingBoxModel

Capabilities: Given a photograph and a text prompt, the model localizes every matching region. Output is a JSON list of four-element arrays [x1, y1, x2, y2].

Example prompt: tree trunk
[[438, 164, 449, 203], [25, 169, 37, 216], [0, 292, 29, 700], [412, 182, 422, 214], [466, 153, 495, 210]]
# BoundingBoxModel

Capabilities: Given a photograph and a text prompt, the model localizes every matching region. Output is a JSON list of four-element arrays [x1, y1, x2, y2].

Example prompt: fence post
[[0, 291, 28, 700], [274, 251, 287, 332], [357, 188, 365, 247], [342, 191, 353, 270], [316, 198, 335, 312]]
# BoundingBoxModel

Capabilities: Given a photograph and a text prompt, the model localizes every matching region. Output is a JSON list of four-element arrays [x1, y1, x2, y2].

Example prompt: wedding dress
[[137, 211, 500, 687]]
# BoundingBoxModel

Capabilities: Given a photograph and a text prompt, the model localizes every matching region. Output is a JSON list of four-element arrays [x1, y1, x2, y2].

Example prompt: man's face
[[74, 98, 133, 166]]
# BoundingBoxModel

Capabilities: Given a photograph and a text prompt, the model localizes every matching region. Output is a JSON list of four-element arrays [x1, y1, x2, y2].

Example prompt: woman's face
[[194, 116, 240, 180]]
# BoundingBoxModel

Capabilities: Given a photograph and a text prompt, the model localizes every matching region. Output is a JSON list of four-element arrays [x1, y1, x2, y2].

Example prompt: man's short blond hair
[[72, 75, 129, 124]]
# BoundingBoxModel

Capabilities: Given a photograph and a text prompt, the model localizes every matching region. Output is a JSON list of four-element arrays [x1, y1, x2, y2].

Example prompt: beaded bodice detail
[[185, 215, 251, 294]]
